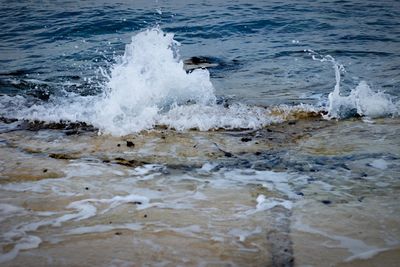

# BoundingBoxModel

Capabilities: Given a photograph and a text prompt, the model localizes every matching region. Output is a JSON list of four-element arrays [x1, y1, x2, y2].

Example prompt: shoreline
[[1, 116, 399, 266]]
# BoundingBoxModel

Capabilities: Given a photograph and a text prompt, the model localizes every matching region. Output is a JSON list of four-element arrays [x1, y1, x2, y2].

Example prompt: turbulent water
[[1, 0, 400, 133], [0, 1, 400, 266]]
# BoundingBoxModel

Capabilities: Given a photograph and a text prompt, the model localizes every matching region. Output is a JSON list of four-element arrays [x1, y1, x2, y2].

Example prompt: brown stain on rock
[[0, 170, 64, 183]]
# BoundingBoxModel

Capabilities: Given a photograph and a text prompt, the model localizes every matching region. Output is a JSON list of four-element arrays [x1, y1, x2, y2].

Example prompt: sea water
[[0, 1, 400, 266]]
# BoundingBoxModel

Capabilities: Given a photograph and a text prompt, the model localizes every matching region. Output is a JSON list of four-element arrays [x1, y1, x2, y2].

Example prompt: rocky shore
[[0, 116, 399, 266]]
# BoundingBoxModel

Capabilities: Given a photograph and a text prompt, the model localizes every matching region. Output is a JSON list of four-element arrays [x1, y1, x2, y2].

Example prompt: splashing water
[[88, 28, 290, 134], [0, 28, 284, 135], [93, 28, 217, 134], [1, 29, 398, 135], [308, 50, 399, 119]]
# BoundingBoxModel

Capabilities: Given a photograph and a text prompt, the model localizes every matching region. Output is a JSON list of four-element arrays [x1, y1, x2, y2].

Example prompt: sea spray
[[93, 28, 284, 134], [0, 28, 218, 135], [93, 28, 217, 134], [1, 29, 398, 135], [0, 28, 286, 134], [308, 50, 399, 119]]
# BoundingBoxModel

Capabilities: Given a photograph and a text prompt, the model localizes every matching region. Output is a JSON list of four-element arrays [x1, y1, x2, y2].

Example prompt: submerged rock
[[112, 157, 146, 167], [49, 153, 80, 160], [321, 200, 332, 205], [241, 137, 252, 142], [183, 56, 219, 72], [126, 141, 135, 147]]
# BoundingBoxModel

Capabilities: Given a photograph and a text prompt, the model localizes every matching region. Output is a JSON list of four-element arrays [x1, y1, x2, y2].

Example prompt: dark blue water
[[1, 0, 399, 106]]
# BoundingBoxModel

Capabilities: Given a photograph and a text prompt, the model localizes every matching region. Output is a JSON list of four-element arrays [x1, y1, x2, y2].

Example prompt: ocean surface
[[0, 0, 400, 266], [1, 0, 400, 133]]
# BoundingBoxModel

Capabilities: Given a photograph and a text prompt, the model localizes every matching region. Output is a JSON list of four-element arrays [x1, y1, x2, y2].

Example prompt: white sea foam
[[158, 103, 283, 131], [0, 203, 26, 222], [0, 235, 41, 263], [213, 169, 308, 200], [92, 28, 217, 134], [0, 193, 150, 263], [228, 226, 262, 242], [0, 28, 244, 135], [1, 30, 398, 135], [327, 79, 398, 119], [256, 195, 293, 210], [200, 162, 218, 173], [295, 215, 400, 263], [308, 51, 399, 119], [240, 195, 293, 216], [149, 224, 205, 240], [292, 215, 383, 260], [3, 28, 215, 134], [0, 28, 316, 135], [65, 223, 142, 235], [370, 158, 388, 170], [345, 247, 392, 262]]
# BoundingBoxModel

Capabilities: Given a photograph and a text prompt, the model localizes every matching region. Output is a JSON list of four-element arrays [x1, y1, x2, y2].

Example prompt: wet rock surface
[[0, 117, 399, 266], [268, 206, 294, 267]]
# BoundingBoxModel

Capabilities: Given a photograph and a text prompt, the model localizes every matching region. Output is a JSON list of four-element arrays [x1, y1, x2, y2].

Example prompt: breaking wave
[[0, 28, 398, 135]]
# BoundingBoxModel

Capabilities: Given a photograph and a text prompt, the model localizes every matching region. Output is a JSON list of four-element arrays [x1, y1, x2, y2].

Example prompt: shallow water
[[1, 0, 400, 105], [0, 117, 399, 266], [1, 0, 400, 266]]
